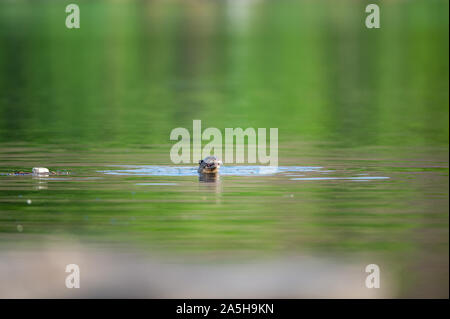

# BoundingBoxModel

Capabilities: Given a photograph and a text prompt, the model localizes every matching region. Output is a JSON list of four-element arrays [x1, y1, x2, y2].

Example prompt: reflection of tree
[[0, 0, 447, 148]]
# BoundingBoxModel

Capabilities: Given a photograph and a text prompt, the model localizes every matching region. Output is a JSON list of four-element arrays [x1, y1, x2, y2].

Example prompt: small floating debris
[[32, 167, 49, 175], [17, 225, 23, 232], [1, 168, 70, 176]]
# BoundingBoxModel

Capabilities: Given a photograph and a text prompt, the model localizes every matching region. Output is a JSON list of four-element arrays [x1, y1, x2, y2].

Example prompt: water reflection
[[198, 173, 220, 183]]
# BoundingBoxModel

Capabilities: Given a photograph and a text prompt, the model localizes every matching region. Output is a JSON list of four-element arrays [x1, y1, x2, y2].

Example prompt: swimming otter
[[198, 156, 222, 174]]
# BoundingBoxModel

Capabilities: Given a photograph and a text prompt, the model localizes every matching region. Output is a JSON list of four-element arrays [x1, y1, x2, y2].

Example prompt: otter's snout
[[206, 162, 219, 169]]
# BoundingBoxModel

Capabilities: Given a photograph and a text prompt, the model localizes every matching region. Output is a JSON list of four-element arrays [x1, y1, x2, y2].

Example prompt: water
[[101, 165, 324, 176], [0, 0, 448, 298]]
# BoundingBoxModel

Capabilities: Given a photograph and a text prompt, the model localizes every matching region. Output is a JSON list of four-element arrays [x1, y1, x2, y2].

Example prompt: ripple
[[100, 165, 323, 177], [291, 176, 390, 181], [136, 183, 178, 186]]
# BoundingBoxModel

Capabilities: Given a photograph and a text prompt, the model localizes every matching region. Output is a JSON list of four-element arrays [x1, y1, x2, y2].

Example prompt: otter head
[[198, 156, 222, 174]]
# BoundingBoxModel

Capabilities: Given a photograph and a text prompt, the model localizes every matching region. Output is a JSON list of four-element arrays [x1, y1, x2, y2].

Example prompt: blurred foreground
[[0, 244, 393, 298]]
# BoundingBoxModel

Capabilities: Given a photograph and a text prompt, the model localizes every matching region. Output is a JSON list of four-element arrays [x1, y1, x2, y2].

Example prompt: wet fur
[[198, 156, 222, 174]]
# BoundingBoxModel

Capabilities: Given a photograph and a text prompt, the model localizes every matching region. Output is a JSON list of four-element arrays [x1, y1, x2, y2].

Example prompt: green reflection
[[0, 0, 448, 297]]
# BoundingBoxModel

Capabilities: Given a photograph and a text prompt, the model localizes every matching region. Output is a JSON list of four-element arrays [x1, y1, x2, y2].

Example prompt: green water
[[0, 0, 448, 298]]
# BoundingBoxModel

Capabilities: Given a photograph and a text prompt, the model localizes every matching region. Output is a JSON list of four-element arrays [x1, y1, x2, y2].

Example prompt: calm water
[[0, 0, 448, 298]]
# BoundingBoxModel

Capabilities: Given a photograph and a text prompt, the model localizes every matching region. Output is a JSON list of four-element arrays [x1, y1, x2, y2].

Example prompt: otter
[[198, 156, 222, 174]]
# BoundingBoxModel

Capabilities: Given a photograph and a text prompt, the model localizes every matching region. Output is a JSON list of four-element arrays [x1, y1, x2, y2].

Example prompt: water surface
[[0, 0, 448, 298]]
